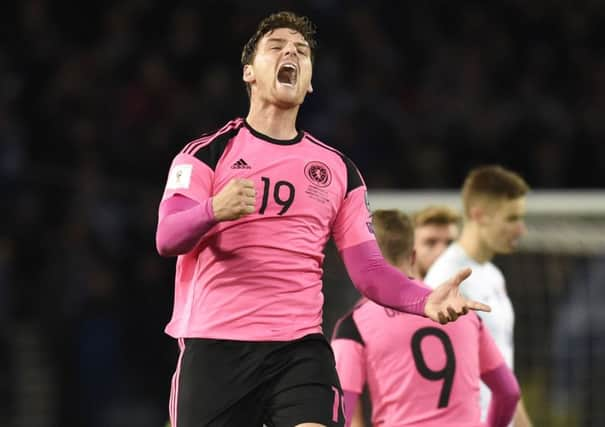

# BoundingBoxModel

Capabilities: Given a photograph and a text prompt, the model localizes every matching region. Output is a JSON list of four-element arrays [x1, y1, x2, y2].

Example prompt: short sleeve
[[478, 317, 506, 375], [332, 157, 375, 250], [331, 338, 366, 394], [162, 153, 214, 203], [331, 311, 367, 394]]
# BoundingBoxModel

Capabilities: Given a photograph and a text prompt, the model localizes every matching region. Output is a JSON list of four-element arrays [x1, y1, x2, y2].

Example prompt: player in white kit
[[424, 165, 533, 427]]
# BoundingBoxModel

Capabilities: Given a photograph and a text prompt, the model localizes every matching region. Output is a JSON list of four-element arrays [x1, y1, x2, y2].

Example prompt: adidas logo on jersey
[[231, 158, 251, 169]]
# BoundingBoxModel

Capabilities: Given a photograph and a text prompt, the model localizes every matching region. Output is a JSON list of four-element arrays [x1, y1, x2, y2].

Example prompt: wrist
[[206, 198, 220, 224]]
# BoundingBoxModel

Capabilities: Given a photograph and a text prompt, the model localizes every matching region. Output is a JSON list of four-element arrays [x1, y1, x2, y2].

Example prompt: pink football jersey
[[332, 298, 505, 426], [160, 118, 375, 341]]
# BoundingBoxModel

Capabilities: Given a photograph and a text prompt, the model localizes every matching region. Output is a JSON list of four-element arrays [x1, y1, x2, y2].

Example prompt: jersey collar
[[244, 120, 304, 145]]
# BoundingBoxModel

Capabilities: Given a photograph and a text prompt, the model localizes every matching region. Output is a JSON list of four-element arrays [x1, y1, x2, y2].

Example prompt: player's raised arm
[[332, 160, 489, 323], [339, 239, 489, 323]]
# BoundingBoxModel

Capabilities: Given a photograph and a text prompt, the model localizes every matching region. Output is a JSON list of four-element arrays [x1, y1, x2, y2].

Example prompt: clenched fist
[[212, 178, 256, 221]]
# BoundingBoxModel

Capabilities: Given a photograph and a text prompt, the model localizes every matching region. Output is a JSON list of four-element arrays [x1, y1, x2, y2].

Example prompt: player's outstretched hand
[[424, 268, 491, 324], [212, 178, 256, 221]]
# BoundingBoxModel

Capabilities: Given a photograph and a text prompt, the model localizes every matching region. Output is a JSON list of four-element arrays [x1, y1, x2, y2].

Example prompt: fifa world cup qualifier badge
[[166, 164, 193, 189]]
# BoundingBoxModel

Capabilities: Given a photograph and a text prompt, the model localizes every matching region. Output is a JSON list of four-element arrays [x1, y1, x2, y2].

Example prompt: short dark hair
[[372, 209, 415, 266], [241, 11, 317, 96], [462, 165, 530, 216]]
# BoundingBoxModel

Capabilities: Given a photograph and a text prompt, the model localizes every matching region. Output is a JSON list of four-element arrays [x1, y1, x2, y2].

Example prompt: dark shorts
[[171, 333, 345, 427]]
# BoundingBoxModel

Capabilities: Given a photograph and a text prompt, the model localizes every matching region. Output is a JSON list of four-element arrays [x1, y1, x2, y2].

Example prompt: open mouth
[[277, 63, 297, 87]]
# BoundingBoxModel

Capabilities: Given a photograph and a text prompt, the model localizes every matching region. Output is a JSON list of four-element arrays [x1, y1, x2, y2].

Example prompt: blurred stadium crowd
[[1, 1, 605, 426]]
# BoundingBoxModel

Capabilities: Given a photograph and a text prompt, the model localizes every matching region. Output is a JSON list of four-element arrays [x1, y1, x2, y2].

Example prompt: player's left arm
[[331, 161, 489, 322], [476, 304, 532, 427], [478, 317, 521, 427]]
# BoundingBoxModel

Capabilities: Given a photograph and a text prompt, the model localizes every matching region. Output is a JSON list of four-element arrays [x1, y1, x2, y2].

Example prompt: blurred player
[[412, 205, 460, 280], [332, 210, 520, 427], [424, 165, 533, 427], [155, 11, 490, 427]]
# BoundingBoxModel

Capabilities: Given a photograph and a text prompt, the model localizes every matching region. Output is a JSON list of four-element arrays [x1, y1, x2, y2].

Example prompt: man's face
[[414, 223, 459, 279], [479, 197, 527, 254], [244, 28, 313, 107]]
